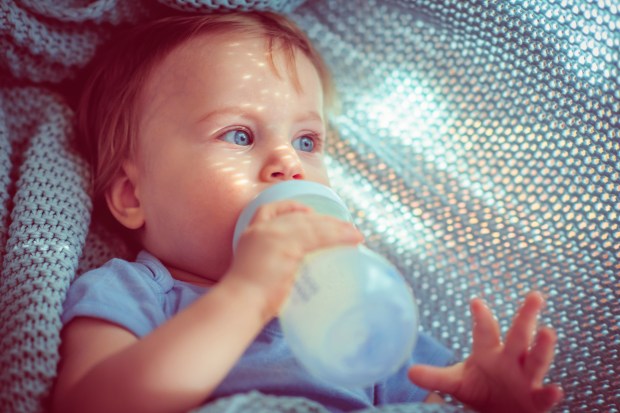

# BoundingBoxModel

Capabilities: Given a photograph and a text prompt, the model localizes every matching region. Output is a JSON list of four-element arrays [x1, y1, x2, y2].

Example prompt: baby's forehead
[[137, 34, 248, 100], [145, 33, 273, 84], [135, 31, 321, 128], [141, 32, 309, 99]]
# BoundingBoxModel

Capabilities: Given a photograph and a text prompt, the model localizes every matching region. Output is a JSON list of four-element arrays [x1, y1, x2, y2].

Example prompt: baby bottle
[[233, 181, 418, 387]]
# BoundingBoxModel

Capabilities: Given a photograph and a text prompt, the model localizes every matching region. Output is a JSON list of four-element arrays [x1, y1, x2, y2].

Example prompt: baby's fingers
[[471, 298, 501, 354], [249, 200, 312, 223], [504, 291, 544, 360], [524, 327, 557, 385], [246, 201, 363, 251], [408, 363, 464, 395]]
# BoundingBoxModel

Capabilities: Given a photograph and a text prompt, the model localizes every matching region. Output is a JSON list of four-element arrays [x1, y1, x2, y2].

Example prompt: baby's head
[[76, 11, 335, 281]]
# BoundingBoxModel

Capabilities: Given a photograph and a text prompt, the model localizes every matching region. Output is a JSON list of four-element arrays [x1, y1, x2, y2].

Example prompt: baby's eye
[[292, 135, 316, 152], [221, 129, 253, 146]]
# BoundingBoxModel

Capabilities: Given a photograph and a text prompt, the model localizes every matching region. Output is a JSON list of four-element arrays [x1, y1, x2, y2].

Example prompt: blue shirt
[[62, 251, 454, 412]]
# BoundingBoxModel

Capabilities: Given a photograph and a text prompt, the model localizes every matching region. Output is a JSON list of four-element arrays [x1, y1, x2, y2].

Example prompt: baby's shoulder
[[75, 250, 173, 293], [62, 251, 175, 336]]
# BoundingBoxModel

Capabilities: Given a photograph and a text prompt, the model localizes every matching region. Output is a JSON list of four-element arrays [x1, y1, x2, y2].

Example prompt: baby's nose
[[259, 146, 304, 182]]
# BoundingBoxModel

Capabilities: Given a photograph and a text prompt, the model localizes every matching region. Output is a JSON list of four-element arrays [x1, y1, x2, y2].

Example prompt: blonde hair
[[75, 11, 335, 228]]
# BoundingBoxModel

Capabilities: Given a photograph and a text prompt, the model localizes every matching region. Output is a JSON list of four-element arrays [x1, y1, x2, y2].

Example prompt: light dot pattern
[[293, 1, 618, 411]]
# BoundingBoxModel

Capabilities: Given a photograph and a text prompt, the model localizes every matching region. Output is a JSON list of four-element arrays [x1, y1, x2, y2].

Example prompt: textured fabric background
[[290, 2, 619, 412], [0, 0, 617, 412]]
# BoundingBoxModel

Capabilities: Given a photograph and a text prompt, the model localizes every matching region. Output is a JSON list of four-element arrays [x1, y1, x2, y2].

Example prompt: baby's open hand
[[409, 291, 563, 413]]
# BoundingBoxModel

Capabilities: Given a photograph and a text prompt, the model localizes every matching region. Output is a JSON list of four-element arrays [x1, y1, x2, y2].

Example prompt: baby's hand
[[409, 292, 563, 413], [225, 200, 363, 322]]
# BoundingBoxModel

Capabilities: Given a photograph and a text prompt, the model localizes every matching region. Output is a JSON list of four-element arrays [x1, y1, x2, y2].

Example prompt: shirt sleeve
[[61, 258, 168, 337], [375, 331, 455, 404]]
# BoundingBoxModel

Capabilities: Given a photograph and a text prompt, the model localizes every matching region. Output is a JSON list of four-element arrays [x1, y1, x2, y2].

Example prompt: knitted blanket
[[1, 1, 618, 412]]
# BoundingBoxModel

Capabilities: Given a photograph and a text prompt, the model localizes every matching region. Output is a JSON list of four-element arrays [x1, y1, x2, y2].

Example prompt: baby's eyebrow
[[196, 107, 248, 124], [196, 108, 324, 125], [298, 110, 323, 124]]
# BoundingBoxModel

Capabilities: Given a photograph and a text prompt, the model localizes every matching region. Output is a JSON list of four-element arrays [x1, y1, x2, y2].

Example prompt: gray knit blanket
[[1, 1, 618, 412]]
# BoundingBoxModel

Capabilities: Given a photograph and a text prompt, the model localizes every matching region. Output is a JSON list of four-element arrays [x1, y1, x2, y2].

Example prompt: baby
[[53, 11, 563, 413]]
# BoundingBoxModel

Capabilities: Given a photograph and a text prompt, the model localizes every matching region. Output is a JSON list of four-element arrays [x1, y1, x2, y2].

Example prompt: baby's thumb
[[408, 364, 462, 395]]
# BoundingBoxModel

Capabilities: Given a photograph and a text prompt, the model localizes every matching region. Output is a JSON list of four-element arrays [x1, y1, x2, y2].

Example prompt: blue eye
[[222, 129, 253, 146], [293, 135, 316, 152]]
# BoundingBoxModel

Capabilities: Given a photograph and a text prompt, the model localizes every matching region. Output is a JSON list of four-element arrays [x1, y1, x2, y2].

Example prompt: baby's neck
[[167, 266, 218, 287]]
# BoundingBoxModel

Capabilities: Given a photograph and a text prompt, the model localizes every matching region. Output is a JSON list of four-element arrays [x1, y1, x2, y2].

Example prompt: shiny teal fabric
[[291, 1, 618, 411]]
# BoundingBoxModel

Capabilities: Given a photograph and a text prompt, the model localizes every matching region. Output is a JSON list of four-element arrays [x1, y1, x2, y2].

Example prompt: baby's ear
[[105, 162, 145, 230]]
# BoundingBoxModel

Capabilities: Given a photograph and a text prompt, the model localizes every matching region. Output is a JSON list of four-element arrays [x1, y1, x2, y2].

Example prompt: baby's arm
[[410, 292, 563, 413], [53, 281, 267, 413], [53, 201, 363, 413]]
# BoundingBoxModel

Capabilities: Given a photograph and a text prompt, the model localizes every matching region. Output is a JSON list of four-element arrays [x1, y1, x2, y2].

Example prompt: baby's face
[[130, 33, 330, 283]]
